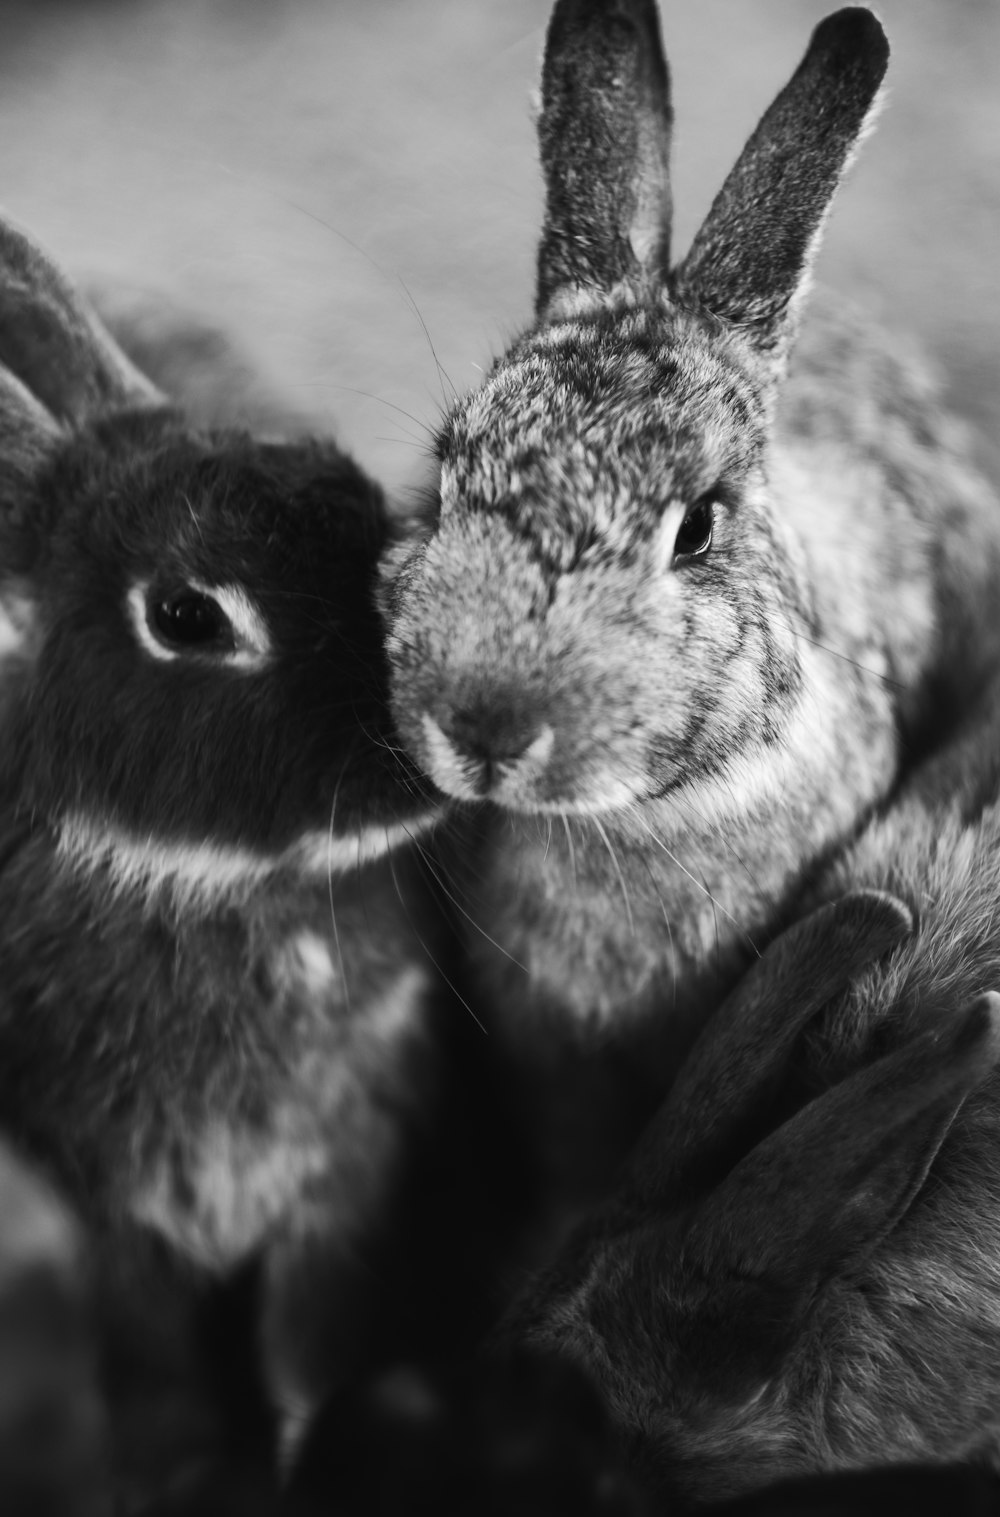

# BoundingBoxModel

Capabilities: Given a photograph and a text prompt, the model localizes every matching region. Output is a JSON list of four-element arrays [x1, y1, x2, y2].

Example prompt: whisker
[[397, 274, 459, 411], [590, 813, 636, 940], [773, 610, 906, 691], [669, 786, 771, 907], [278, 194, 390, 282], [295, 381, 433, 438], [388, 830, 489, 1036], [409, 832, 530, 976], [626, 804, 760, 957], [632, 842, 678, 1019]]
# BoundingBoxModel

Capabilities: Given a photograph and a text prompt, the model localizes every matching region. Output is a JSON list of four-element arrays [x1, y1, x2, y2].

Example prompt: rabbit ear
[[535, 0, 673, 316], [0, 215, 164, 427], [622, 890, 914, 1215], [683, 992, 1000, 1293], [0, 366, 62, 519], [673, 9, 889, 359]]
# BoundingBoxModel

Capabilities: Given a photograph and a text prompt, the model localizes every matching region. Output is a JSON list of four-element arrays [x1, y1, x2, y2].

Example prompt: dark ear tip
[[841, 887, 913, 935], [544, 0, 667, 65], [809, 8, 890, 79]]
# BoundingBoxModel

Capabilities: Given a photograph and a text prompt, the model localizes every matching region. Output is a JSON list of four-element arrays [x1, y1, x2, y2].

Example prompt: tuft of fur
[[381, 3, 1000, 1221], [0, 211, 442, 1492]]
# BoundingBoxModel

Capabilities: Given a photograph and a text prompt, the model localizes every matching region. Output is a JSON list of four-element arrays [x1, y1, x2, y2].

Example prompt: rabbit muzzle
[[386, 522, 698, 815]]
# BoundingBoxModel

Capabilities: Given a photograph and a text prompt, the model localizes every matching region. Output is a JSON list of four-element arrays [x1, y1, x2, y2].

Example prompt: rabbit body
[[0, 822, 432, 1280], [382, 1, 1000, 1226], [0, 213, 440, 1473], [507, 688, 1000, 1502], [407, 301, 993, 1039], [380, 2, 1000, 1031]]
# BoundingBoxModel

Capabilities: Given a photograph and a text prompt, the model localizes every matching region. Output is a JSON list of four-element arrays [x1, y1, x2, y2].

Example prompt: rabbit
[[380, 1, 1000, 1224], [286, 882, 927, 1517], [0, 207, 447, 1496], [501, 683, 1000, 1503]]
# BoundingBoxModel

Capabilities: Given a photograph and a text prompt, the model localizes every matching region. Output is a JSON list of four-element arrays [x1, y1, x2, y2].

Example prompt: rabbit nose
[[420, 701, 554, 799], [448, 702, 547, 770]]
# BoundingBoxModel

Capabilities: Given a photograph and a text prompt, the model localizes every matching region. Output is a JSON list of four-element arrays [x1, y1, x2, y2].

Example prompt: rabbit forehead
[[46, 420, 383, 602], [438, 308, 763, 542]]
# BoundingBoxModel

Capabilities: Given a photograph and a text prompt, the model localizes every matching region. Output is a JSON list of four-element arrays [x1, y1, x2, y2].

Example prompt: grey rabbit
[[506, 683, 1000, 1499], [382, 1, 1000, 1221], [0, 208, 442, 1486]]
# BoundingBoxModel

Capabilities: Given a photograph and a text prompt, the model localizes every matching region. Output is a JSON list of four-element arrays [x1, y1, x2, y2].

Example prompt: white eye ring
[[127, 580, 273, 670]]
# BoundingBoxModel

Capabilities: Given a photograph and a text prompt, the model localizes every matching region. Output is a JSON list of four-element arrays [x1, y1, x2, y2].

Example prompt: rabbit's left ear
[[535, 0, 673, 316], [0, 216, 164, 427], [673, 8, 889, 361]]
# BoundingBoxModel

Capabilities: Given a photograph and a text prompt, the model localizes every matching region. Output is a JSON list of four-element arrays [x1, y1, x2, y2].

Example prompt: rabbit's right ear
[[535, 0, 673, 316], [620, 890, 914, 1217], [682, 992, 1000, 1296], [0, 215, 164, 429], [673, 9, 889, 363]]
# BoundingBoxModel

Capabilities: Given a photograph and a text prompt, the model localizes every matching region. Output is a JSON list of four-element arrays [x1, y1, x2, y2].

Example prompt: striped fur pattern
[[508, 686, 1000, 1499], [0, 211, 441, 1471], [382, 6, 1000, 1225]]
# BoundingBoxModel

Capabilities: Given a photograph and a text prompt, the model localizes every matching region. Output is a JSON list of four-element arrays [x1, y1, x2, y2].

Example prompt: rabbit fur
[[382, 2, 1000, 1219], [0, 1138, 109, 1517], [506, 675, 1000, 1501], [0, 209, 445, 1474]]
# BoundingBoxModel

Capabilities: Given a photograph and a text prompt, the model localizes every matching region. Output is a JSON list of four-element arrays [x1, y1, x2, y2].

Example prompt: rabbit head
[[509, 892, 1000, 1502], [0, 214, 432, 904], [384, 5, 890, 816]]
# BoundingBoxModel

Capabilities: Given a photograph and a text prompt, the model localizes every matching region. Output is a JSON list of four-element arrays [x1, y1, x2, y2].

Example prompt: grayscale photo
[[0, 3, 999, 1513]]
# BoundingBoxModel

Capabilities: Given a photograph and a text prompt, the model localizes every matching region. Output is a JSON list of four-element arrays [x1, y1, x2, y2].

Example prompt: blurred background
[[0, 0, 996, 496]]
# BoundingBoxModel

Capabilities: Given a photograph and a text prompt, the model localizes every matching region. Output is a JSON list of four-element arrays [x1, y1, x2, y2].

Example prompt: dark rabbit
[[507, 696, 1000, 1499], [0, 210, 443, 1486], [381, 2, 1000, 1216]]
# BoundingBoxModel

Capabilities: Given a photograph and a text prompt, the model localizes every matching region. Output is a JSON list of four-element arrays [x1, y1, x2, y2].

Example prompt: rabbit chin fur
[[384, 3, 1000, 1057]]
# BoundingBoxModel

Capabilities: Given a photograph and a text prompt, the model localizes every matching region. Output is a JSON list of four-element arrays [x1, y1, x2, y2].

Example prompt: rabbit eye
[[674, 495, 715, 560], [152, 591, 233, 649], [128, 580, 272, 669]]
